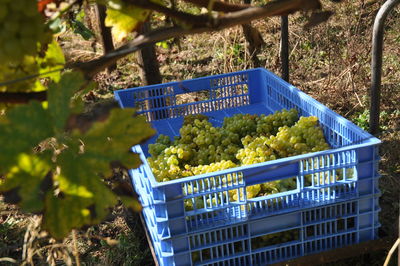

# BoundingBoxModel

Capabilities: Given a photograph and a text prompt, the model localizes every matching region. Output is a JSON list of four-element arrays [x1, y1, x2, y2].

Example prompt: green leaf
[[156, 40, 169, 49], [0, 101, 53, 172], [75, 9, 86, 22], [48, 71, 86, 131], [74, 108, 155, 176], [105, 4, 150, 42], [0, 56, 39, 92], [120, 196, 142, 212], [0, 70, 154, 239], [0, 153, 52, 213], [56, 149, 106, 201], [71, 20, 95, 40], [43, 193, 93, 239], [41, 108, 154, 239], [42, 148, 119, 239], [0, 40, 64, 93], [37, 39, 66, 82]]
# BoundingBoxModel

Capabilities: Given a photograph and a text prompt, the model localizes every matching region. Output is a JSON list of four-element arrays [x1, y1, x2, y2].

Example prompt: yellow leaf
[[55, 173, 94, 198], [105, 6, 150, 42]]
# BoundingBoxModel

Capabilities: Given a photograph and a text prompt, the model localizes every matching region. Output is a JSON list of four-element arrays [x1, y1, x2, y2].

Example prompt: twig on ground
[[0, 257, 18, 264], [383, 238, 400, 266], [72, 230, 81, 266]]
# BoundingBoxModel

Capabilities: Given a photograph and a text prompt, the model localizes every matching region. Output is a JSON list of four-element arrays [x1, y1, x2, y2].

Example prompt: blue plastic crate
[[114, 68, 381, 265], [143, 195, 380, 265]]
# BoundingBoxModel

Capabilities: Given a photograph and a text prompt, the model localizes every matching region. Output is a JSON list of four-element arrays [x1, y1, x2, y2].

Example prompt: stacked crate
[[115, 68, 381, 266]]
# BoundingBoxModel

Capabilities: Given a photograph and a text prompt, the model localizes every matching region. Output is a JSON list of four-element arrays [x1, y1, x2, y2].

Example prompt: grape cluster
[[265, 116, 330, 158], [187, 160, 237, 176], [0, 0, 49, 64], [256, 108, 298, 136], [148, 114, 245, 181], [223, 113, 258, 139], [183, 113, 209, 126], [236, 136, 277, 165], [148, 134, 172, 157], [236, 116, 328, 166], [251, 229, 299, 251], [192, 229, 299, 263], [179, 118, 240, 165], [148, 109, 331, 204]]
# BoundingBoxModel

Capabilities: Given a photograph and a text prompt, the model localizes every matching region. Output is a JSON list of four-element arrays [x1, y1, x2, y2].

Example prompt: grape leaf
[[0, 70, 155, 239], [37, 39, 65, 82], [0, 41, 64, 93], [73, 108, 155, 177], [43, 193, 97, 239], [0, 153, 52, 213], [40, 149, 119, 239], [105, 4, 150, 42], [0, 101, 53, 172], [42, 108, 154, 239], [48, 71, 86, 131], [0, 56, 39, 92], [120, 196, 142, 212]]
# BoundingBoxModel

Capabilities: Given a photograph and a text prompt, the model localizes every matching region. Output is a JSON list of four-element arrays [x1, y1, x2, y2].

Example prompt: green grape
[[246, 184, 261, 199], [147, 108, 330, 202], [4, 20, 19, 34], [148, 143, 168, 157], [260, 181, 280, 195], [10, 0, 25, 12], [184, 197, 204, 211], [183, 114, 209, 125], [191, 252, 200, 263], [236, 135, 276, 165], [265, 116, 329, 158], [23, 5, 39, 17], [275, 178, 297, 192], [156, 134, 172, 145], [223, 113, 258, 138], [4, 40, 22, 59], [20, 26, 36, 38], [189, 160, 237, 176], [148, 134, 173, 157], [256, 108, 299, 136]]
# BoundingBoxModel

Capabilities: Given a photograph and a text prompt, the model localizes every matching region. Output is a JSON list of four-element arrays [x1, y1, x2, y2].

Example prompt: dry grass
[[0, 199, 151, 265]]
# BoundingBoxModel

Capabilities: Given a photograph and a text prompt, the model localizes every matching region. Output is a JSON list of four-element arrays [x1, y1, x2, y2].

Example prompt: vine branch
[[124, 0, 209, 26], [0, 0, 322, 103], [73, 0, 321, 77], [182, 0, 250, 12], [0, 91, 47, 104]]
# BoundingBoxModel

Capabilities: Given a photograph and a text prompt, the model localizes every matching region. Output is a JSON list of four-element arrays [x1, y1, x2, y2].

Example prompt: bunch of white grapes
[[147, 109, 331, 210]]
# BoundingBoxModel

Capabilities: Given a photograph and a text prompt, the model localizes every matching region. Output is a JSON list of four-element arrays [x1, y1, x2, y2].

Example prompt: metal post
[[280, 15, 289, 82], [369, 0, 400, 134], [370, 2, 400, 265]]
